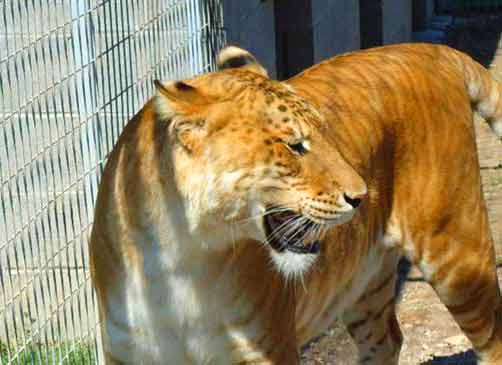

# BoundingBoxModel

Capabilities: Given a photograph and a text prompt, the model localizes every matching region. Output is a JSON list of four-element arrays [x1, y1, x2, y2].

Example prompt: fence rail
[[0, 0, 224, 363]]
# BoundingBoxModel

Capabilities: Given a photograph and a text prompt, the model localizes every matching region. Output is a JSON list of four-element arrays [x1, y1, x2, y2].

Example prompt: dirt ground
[[301, 15, 502, 365]]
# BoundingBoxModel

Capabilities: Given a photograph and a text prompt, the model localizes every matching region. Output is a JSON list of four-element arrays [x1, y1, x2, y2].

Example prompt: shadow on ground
[[422, 350, 477, 365]]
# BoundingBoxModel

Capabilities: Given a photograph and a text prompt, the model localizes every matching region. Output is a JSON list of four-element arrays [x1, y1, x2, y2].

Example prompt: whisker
[[267, 216, 306, 250], [277, 215, 306, 239], [232, 205, 296, 226], [299, 272, 308, 293], [281, 216, 310, 244], [267, 214, 302, 242], [295, 221, 314, 245], [298, 219, 323, 246], [230, 222, 237, 253], [314, 223, 322, 241]]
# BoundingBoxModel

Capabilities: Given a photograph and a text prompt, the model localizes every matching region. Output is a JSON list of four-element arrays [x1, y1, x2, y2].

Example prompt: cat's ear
[[217, 45, 268, 78], [153, 80, 208, 119], [153, 80, 209, 152]]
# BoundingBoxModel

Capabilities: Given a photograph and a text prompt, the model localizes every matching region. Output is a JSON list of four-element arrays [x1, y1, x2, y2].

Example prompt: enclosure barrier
[[0, 0, 224, 363]]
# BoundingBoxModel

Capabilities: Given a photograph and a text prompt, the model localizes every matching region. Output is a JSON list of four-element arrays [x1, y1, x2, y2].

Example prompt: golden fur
[[90, 43, 502, 364]]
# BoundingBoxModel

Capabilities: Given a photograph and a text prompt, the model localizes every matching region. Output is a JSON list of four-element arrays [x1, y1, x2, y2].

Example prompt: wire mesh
[[0, 0, 225, 363]]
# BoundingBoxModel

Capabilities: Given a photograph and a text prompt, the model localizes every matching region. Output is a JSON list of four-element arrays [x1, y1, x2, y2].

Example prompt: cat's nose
[[343, 192, 364, 208]]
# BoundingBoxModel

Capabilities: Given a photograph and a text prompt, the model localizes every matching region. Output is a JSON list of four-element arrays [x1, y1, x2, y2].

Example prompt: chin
[[261, 207, 323, 280], [269, 249, 318, 280]]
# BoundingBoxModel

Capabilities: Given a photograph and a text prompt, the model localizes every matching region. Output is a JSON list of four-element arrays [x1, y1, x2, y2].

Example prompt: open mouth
[[263, 209, 321, 254]]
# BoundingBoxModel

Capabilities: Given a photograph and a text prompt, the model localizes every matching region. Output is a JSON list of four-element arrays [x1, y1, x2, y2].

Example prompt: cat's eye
[[287, 140, 310, 155]]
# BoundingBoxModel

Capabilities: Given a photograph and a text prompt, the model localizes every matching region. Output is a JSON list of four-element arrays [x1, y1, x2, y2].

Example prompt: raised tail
[[447, 46, 502, 139]]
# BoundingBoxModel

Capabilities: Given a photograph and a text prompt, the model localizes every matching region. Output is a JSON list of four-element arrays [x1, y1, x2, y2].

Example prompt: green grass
[[0, 341, 96, 364]]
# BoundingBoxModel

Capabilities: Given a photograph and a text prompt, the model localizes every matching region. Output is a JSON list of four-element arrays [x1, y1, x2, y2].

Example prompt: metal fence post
[[71, 0, 99, 239]]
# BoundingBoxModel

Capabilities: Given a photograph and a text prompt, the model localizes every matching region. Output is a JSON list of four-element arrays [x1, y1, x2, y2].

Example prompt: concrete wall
[[311, 0, 360, 63], [413, 0, 435, 30], [222, 0, 361, 77], [221, 0, 413, 77], [383, 0, 413, 44], [222, 1, 277, 78]]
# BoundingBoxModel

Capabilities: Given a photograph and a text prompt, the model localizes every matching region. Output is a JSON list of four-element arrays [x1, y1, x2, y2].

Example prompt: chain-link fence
[[0, 0, 224, 363]]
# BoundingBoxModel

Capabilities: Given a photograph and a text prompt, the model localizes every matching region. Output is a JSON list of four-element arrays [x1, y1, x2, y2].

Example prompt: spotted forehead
[[229, 71, 324, 129]]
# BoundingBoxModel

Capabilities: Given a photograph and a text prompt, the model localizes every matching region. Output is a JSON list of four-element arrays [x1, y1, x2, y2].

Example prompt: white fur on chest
[[298, 245, 386, 340], [337, 246, 386, 313], [105, 246, 233, 364]]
